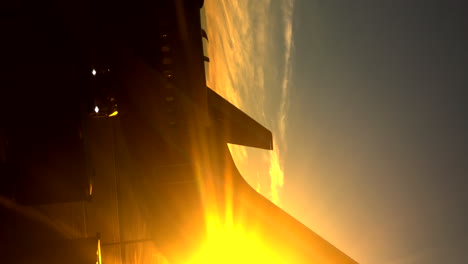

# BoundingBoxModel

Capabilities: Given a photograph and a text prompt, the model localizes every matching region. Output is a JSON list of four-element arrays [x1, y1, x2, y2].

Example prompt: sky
[[203, 1, 468, 264], [202, 0, 293, 205]]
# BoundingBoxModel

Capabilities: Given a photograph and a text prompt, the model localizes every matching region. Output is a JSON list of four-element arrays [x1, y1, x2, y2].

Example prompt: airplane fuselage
[[0, 1, 358, 263]]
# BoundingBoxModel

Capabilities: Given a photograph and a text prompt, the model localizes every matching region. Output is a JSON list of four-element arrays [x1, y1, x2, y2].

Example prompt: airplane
[[0, 0, 358, 263]]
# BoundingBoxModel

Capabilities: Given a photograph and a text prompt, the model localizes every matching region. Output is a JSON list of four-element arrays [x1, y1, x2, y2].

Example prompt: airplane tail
[[207, 88, 273, 150]]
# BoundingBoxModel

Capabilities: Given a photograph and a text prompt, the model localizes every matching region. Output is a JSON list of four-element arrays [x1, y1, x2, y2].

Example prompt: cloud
[[204, 0, 294, 205], [269, 0, 295, 205], [269, 143, 285, 204], [279, 0, 295, 144]]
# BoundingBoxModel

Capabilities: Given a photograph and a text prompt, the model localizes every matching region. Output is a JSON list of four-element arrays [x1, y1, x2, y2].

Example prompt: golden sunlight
[[188, 215, 284, 264]]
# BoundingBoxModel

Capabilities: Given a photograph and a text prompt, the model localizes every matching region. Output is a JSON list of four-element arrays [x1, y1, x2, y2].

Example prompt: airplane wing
[[207, 88, 273, 150]]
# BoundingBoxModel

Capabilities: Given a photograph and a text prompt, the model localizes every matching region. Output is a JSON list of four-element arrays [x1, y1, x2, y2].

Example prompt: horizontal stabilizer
[[207, 88, 273, 150]]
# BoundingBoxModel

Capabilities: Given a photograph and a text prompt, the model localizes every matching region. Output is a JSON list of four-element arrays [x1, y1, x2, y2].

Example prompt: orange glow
[[188, 215, 284, 264], [97, 239, 102, 264], [187, 159, 287, 264]]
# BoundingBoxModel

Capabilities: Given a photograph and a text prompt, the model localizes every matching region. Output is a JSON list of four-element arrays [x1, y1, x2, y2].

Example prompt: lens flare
[[188, 215, 284, 264], [187, 164, 286, 264]]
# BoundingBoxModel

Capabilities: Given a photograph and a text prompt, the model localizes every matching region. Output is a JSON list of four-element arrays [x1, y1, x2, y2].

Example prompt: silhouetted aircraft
[[0, 0, 357, 263]]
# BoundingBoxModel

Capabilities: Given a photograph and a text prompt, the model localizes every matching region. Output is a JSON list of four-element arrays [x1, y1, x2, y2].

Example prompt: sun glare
[[188, 214, 284, 264]]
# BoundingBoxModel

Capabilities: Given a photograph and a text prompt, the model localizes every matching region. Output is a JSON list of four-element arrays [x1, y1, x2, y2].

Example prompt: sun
[[187, 213, 285, 264]]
